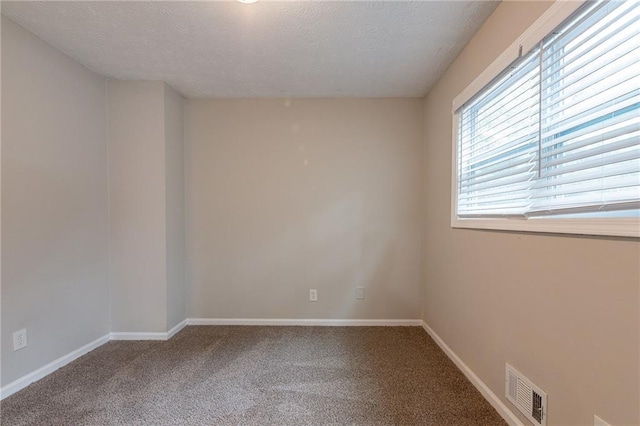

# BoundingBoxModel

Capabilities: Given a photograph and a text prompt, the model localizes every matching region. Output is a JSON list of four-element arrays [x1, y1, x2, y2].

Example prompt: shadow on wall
[[186, 99, 423, 320], [199, 192, 410, 318]]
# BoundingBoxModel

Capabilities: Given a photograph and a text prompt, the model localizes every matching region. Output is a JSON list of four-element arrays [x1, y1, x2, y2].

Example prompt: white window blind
[[456, 0, 640, 220], [457, 48, 541, 217]]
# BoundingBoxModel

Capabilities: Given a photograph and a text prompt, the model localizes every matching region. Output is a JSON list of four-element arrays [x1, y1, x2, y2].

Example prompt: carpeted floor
[[0, 326, 506, 425]]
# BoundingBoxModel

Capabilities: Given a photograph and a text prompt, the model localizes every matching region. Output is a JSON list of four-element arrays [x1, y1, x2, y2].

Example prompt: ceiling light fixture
[[238, 0, 258, 4]]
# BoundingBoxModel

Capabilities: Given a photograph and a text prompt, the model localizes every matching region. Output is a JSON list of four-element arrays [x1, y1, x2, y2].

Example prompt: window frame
[[450, 0, 640, 238]]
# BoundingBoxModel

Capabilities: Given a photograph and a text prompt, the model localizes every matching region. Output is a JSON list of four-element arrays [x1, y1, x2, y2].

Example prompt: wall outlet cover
[[13, 329, 27, 351], [309, 289, 318, 302]]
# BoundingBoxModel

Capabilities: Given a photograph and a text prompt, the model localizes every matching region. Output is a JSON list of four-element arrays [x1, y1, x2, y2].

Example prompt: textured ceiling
[[1, 1, 498, 98]]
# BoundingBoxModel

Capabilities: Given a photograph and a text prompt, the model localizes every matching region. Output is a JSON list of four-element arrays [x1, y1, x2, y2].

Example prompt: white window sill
[[451, 217, 640, 238]]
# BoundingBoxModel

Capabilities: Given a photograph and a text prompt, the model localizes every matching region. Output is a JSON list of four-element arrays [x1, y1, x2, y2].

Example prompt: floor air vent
[[505, 364, 547, 426]]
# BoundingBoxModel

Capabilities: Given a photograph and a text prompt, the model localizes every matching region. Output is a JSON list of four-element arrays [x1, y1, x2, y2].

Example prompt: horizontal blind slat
[[459, 68, 540, 131], [532, 173, 640, 199], [540, 45, 639, 108], [461, 132, 537, 165], [461, 150, 537, 181], [540, 73, 640, 127], [540, 96, 640, 143], [540, 122, 640, 160], [542, 0, 635, 70], [460, 168, 536, 194], [460, 161, 536, 189], [532, 159, 640, 189], [526, 200, 640, 217], [528, 190, 640, 213], [543, 0, 624, 50], [460, 181, 534, 200], [456, 0, 640, 219], [541, 17, 639, 94], [540, 148, 640, 179], [541, 135, 640, 169]]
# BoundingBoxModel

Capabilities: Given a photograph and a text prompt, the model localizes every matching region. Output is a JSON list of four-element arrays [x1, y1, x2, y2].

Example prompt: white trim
[[451, 217, 640, 238], [450, 0, 640, 239], [109, 331, 168, 341], [452, 0, 584, 112], [451, 115, 458, 233], [421, 321, 524, 426], [0, 334, 110, 400], [167, 319, 187, 339], [110, 319, 188, 341], [518, 0, 585, 58], [187, 318, 422, 327]]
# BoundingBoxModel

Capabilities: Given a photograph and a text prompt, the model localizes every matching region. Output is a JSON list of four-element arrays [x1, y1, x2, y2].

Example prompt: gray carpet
[[0, 326, 506, 425]]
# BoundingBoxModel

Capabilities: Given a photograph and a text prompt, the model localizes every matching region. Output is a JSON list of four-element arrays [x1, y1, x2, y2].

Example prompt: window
[[452, 0, 640, 237]]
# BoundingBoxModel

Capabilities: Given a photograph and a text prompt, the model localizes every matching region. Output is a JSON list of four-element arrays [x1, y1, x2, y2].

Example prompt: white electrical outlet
[[356, 287, 365, 300], [13, 329, 27, 351], [594, 415, 611, 426], [309, 289, 318, 302]]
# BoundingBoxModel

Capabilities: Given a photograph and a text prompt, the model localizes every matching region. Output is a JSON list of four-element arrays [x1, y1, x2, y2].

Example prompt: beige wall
[[422, 2, 640, 425], [108, 80, 186, 333], [185, 99, 423, 319], [107, 80, 167, 333], [1, 16, 110, 385], [164, 84, 186, 329]]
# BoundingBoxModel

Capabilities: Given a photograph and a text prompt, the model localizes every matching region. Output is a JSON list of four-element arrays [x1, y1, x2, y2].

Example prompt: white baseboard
[[110, 318, 188, 341], [0, 334, 110, 400], [109, 332, 168, 340], [187, 318, 423, 326], [421, 321, 523, 426], [167, 319, 187, 339]]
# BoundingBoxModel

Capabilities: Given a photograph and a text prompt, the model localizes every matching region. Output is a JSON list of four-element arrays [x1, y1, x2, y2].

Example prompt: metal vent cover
[[505, 364, 548, 426]]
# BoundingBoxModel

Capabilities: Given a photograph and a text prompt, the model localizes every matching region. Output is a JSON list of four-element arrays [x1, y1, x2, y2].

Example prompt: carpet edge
[[420, 321, 524, 426], [0, 333, 110, 400], [186, 318, 423, 326]]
